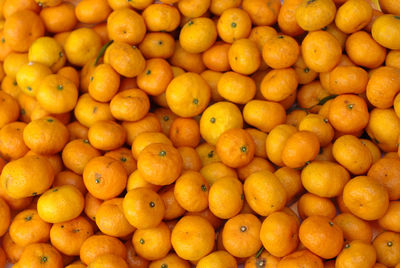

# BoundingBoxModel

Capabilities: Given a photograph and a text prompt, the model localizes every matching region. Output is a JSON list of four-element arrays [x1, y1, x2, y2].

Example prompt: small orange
[[0, 122, 29, 160], [96, 198, 135, 237], [3, 10, 44, 52], [169, 42, 206, 73], [209, 176, 243, 219], [379, 201, 400, 232], [274, 167, 303, 202], [372, 14, 400, 50], [143, 4, 180, 32], [89, 254, 128, 268], [104, 147, 137, 175], [9, 209, 51, 247], [263, 34, 300, 69], [328, 66, 369, 95], [159, 185, 185, 220], [131, 132, 172, 160], [242, 0, 281, 26], [260, 68, 298, 102], [202, 42, 231, 72], [277, 249, 323, 268], [79, 235, 126, 265], [139, 32, 175, 59], [0, 91, 19, 128], [88, 63, 120, 103], [367, 66, 400, 109], [1, 155, 54, 199], [237, 157, 275, 181], [282, 131, 320, 168], [335, 240, 376, 268], [137, 58, 173, 96], [368, 158, 400, 200], [177, 146, 202, 172], [174, 171, 209, 212], [333, 213, 373, 243], [217, 8, 252, 43], [61, 139, 101, 175], [266, 124, 297, 166], [243, 100, 287, 133], [123, 188, 165, 229], [88, 120, 126, 151], [335, 0, 372, 34], [149, 253, 190, 268], [39, 2, 77, 33], [216, 128, 255, 168], [75, 0, 111, 24], [200, 162, 237, 186], [84, 192, 102, 221], [373, 231, 400, 267], [122, 113, 161, 146], [296, 0, 336, 31], [104, 41, 145, 78], [110, 89, 150, 122], [343, 175, 389, 220], [278, 0, 304, 36], [16, 243, 63, 268], [171, 215, 215, 261], [298, 114, 334, 147], [244, 170, 287, 216], [201, 70, 224, 102], [228, 38, 260, 75], [299, 215, 344, 259], [50, 216, 94, 256], [107, 8, 146, 45], [169, 118, 201, 148], [132, 221, 171, 261], [83, 156, 127, 200], [301, 30, 342, 73], [126, 170, 160, 193], [0, 197, 10, 237], [180, 17, 217, 54], [297, 193, 337, 219], [217, 71, 256, 104], [222, 213, 262, 258]]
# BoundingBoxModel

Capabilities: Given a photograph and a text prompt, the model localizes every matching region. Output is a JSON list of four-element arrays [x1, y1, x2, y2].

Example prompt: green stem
[[95, 40, 114, 66]]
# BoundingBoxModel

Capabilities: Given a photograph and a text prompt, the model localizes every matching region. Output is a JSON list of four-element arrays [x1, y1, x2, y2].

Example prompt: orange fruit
[[143, 4, 180, 32], [88, 120, 126, 151], [343, 175, 389, 220], [61, 139, 101, 175], [202, 42, 231, 72], [368, 158, 400, 200], [299, 215, 344, 259], [378, 201, 400, 232], [171, 215, 215, 261], [169, 118, 201, 148], [217, 71, 256, 104], [39, 2, 77, 33], [266, 124, 297, 166], [335, 240, 376, 268], [228, 38, 260, 75], [107, 8, 146, 45], [263, 34, 300, 69], [89, 254, 128, 268], [174, 171, 209, 212], [79, 234, 126, 265], [277, 249, 323, 268], [179, 17, 217, 54], [373, 231, 400, 267], [372, 14, 400, 50], [139, 32, 175, 59], [242, 0, 281, 26], [296, 0, 336, 31], [260, 68, 298, 102], [333, 213, 373, 243], [217, 8, 252, 43], [16, 243, 63, 268], [297, 193, 337, 219], [209, 176, 243, 219], [243, 100, 287, 133]]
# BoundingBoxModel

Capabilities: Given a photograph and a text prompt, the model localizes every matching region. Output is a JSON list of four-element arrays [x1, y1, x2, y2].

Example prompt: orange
[[107, 8, 146, 45], [335, 0, 372, 34], [89, 254, 128, 268], [154, 108, 178, 136], [88, 63, 120, 102], [222, 213, 262, 258], [2, 231, 24, 264], [104, 41, 145, 78], [169, 118, 201, 148], [379, 201, 400, 232], [170, 41, 206, 73], [274, 166, 303, 202], [23, 117, 69, 155], [237, 157, 275, 181], [9, 209, 51, 247], [180, 17, 217, 54], [123, 188, 165, 229], [126, 170, 160, 193], [245, 128, 268, 158], [75, 0, 111, 24], [0, 122, 29, 160], [209, 176, 243, 219], [249, 26, 278, 52], [343, 175, 389, 220], [143, 4, 180, 32], [263, 35, 300, 69], [137, 58, 173, 96], [16, 243, 63, 268], [104, 147, 137, 175], [335, 240, 376, 268], [67, 121, 89, 140], [0, 197, 10, 237], [244, 170, 287, 216], [327, 66, 369, 95], [243, 100, 286, 133], [277, 249, 323, 268], [217, 8, 252, 43], [3, 10, 44, 52], [79, 234, 126, 265], [159, 184, 185, 220], [37, 74, 78, 114], [260, 211, 299, 257], [373, 231, 400, 267], [282, 131, 320, 168], [345, 31, 386, 69], [216, 128, 255, 168], [174, 171, 209, 212], [3, 52, 29, 78], [217, 71, 256, 104], [139, 32, 175, 59], [387, 50, 400, 70], [125, 240, 150, 268], [131, 132, 172, 160], [202, 42, 231, 72], [122, 113, 161, 146], [260, 68, 298, 102], [244, 250, 280, 268], [297, 193, 337, 219], [35, 0, 61, 7], [50, 216, 94, 256], [301, 160, 350, 198], [28, 36, 66, 72], [62, 139, 101, 175], [39, 2, 77, 33], [171, 215, 215, 261], [110, 89, 150, 122], [37, 185, 84, 223], [0, 91, 19, 129], [298, 114, 334, 147], [209, 0, 241, 15], [1, 155, 54, 199], [178, 0, 210, 18], [367, 108, 400, 152], [242, 0, 281, 26], [265, 124, 297, 166], [367, 66, 400, 109], [301, 30, 342, 73], [196, 142, 220, 166], [177, 146, 202, 172], [137, 143, 182, 186], [333, 213, 372, 243], [200, 162, 237, 186], [197, 251, 236, 268], [361, 138, 381, 164], [64, 28, 102, 67], [132, 221, 171, 261], [201, 70, 224, 102], [372, 14, 400, 50], [299, 215, 344, 259], [379, 0, 400, 14], [228, 38, 260, 75], [368, 158, 400, 200], [84, 192, 102, 221], [278, 0, 304, 36], [83, 156, 127, 200], [149, 253, 190, 268], [16, 62, 52, 97], [88, 120, 126, 151], [57, 66, 79, 88], [295, 0, 336, 31], [96, 198, 135, 237], [297, 82, 330, 113], [332, 135, 373, 175]]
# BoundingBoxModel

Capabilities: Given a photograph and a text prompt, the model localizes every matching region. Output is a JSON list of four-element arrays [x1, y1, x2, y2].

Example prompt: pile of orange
[[0, 0, 399, 267]]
